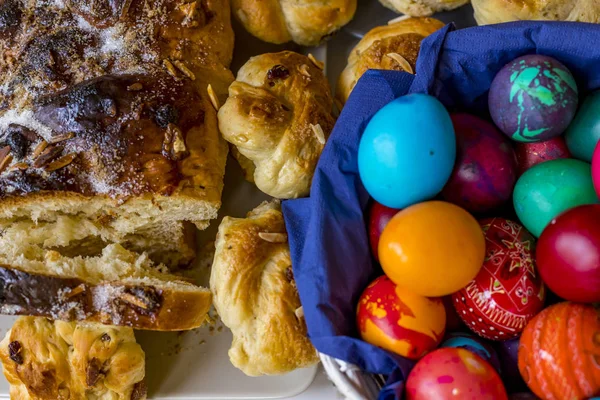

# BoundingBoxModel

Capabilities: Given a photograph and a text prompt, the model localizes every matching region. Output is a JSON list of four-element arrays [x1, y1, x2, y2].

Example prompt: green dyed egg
[[513, 158, 599, 237], [565, 91, 600, 162]]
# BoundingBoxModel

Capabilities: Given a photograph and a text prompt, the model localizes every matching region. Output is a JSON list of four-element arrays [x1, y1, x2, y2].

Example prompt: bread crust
[[379, 0, 469, 17], [472, 0, 600, 24], [336, 17, 445, 104], [232, 0, 357, 46]]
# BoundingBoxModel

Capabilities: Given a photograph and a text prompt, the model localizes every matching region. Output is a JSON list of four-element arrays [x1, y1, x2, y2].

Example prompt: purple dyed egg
[[496, 337, 528, 393], [442, 113, 517, 213], [489, 55, 578, 143], [440, 332, 502, 374]]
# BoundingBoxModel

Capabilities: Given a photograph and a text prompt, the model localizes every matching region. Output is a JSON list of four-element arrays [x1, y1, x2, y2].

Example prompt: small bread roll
[[472, 0, 600, 25], [337, 17, 445, 104], [379, 0, 469, 17], [232, 0, 357, 46], [210, 201, 318, 376], [218, 51, 336, 199]]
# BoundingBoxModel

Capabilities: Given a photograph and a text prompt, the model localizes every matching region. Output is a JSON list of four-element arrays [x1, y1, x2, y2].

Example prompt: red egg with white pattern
[[453, 218, 545, 340], [406, 347, 508, 400]]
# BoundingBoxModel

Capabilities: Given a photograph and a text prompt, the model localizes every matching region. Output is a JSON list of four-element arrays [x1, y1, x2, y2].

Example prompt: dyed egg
[[489, 55, 578, 142], [518, 302, 600, 400], [368, 201, 400, 262], [509, 394, 539, 400], [537, 204, 600, 302], [356, 276, 446, 360], [513, 158, 598, 237], [441, 332, 501, 373], [442, 113, 517, 213], [565, 90, 600, 162], [514, 136, 571, 176], [593, 141, 600, 197], [496, 338, 528, 393], [442, 296, 465, 332], [379, 201, 485, 297], [358, 94, 456, 209], [453, 218, 545, 340], [406, 347, 508, 400]]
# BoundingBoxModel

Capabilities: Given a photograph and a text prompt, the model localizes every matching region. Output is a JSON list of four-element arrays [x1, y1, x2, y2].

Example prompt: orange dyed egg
[[356, 276, 446, 360], [518, 302, 600, 400], [379, 201, 486, 297]]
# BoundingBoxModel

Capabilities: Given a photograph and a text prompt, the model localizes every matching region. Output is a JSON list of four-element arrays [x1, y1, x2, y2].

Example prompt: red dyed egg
[[442, 113, 517, 213], [453, 218, 545, 340], [406, 347, 508, 400], [442, 295, 464, 332], [518, 302, 600, 400], [515, 137, 571, 176], [368, 201, 400, 261], [356, 276, 446, 360], [537, 204, 600, 302]]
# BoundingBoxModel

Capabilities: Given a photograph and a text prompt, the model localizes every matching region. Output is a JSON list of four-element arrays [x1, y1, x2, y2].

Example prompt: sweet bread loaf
[[379, 0, 469, 16], [210, 201, 318, 376], [472, 0, 600, 25], [218, 51, 336, 199], [337, 17, 445, 104], [0, 242, 211, 331], [0, 316, 146, 400], [232, 0, 357, 46], [0, 0, 234, 247]]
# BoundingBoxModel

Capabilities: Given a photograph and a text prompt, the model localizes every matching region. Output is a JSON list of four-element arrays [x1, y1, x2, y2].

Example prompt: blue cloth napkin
[[282, 21, 600, 399]]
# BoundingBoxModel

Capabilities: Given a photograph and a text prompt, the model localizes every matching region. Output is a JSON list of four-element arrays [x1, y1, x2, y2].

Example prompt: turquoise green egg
[[565, 91, 600, 162], [513, 158, 599, 237]]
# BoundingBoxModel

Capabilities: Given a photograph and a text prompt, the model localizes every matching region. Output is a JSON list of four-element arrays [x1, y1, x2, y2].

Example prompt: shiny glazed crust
[[379, 0, 469, 16], [231, 0, 357, 46], [210, 201, 318, 376], [336, 17, 445, 104], [0, 317, 146, 400], [218, 51, 336, 199], [472, 0, 600, 24]]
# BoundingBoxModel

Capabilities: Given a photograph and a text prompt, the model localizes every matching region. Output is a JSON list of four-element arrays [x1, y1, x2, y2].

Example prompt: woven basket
[[320, 353, 385, 400]]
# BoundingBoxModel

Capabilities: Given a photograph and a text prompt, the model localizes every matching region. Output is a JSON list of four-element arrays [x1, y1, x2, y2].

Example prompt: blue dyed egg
[[358, 94, 456, 208], [489, 55, 578, 143], [441, 332, 501, 373]]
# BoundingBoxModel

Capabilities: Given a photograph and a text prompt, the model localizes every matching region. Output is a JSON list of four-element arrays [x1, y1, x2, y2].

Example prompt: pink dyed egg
[[406, 347, 508, 400]]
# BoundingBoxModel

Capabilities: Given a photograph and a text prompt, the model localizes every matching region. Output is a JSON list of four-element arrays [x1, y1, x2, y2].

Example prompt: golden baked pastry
[[472, 0, 600, 24], [380, 0, 469, 16], [218, 51, 336, 199], [0, 0, 234, 246], [0, 242, 212, 331], [210, 201, 318, 376], [0, 317, 146, 400], [232, 0, 357, 46], [337, 17, 445, 104]]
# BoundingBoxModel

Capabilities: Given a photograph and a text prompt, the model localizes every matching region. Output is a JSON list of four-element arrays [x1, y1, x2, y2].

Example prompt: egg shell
[[453, 218, 545, 340], [518, 302, 600, 400], [442, 296, 465, 332], [368, 201, 400, 262], [514, 137, 571, 176], [406, 347, 508, 400], [442, 113, 517, 213], [565, 90, 600, 162], [508, 394, 539, 400], [379, 201, 485, 297], [536, 204, 600, 302], [495, 338, 528, 393], [513, 158, 598, 237], [592, 141, 600, 197], [356, 276, 446, 360], [441, 332, 502, 373], [358, 94, 456, 209], [488, 55, 578, 142]]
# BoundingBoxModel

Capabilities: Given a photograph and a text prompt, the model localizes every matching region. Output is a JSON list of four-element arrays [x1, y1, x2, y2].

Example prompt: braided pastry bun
[[218, 51, 336, 199], [472, 0, 600, 25], [232, 0, 357, 46], [380, 0, 469, 16], [337, 17, 444, 104]]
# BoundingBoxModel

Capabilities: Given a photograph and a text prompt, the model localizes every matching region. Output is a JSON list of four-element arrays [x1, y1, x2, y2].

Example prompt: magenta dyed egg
[[406, 347, 508, 400], [453, 218, 545, 340], [488, 55, 578, 142], [442, 113, 517, 213], [592, 141, 600, 198], [515, 137, 571, 176]]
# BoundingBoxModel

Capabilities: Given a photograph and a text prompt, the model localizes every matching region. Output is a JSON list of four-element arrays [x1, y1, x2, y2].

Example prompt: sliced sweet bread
[[0, 316, 147, 400], [0, 244, 211, 331]]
